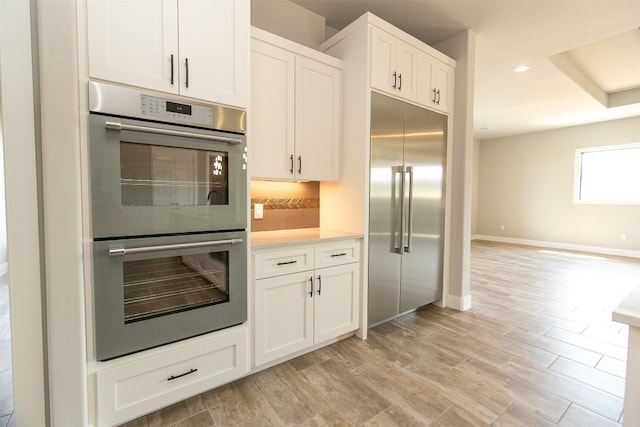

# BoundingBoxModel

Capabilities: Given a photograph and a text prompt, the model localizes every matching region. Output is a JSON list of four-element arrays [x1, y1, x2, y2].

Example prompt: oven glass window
[[120, 142, 228, 206], [123, 251, 229, 323]]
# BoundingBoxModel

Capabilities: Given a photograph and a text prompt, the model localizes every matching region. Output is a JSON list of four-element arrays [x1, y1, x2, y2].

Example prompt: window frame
[[573, 142, 640, 205]]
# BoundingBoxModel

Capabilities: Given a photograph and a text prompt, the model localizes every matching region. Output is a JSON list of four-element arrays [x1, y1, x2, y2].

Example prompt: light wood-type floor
[[122, 240, 640, 426]]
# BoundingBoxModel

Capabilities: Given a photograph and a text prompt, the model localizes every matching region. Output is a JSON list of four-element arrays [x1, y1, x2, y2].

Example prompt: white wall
[[476, 116, 640, 256], [0, 130, 7, 276], [471, 138, 480, 235], [0, 1, 47, 425], [251, 0, 326, 48], [37, 0, 88, 424], [434, 30, 476, 310]]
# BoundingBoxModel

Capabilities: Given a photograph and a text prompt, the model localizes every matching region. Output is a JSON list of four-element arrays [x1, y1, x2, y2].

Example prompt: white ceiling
[[288, 0, 640, 140]]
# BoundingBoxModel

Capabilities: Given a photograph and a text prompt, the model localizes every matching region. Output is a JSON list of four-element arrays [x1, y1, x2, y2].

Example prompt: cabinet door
[[432, 60, 453, 113], [314, 264, 359, 344], [416, 51, 435, 107], [394, 39, 418, 101], [295, 56, 342, 181], [370, 27, 396, 94], [178, 0, 248, 107], [87, 0, 179, 94], [416, 52, 452, 113], [250, 40, 296, 179], [254, 272, 314, 365], [370, 28, 417, 102]]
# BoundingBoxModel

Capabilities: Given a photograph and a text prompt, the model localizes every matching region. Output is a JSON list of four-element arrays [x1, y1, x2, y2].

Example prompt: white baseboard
[[447, 294, 472, 311], [0, 262, 7, 277], [472, 234, 640, 259]]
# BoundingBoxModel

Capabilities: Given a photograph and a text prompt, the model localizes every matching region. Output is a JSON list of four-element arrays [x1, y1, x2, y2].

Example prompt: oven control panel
[[141, 94, 214, 126], [88, 80, 246, 134]]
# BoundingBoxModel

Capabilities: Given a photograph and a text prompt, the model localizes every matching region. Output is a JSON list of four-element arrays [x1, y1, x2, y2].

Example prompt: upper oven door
[[89, 114, 247, 238]]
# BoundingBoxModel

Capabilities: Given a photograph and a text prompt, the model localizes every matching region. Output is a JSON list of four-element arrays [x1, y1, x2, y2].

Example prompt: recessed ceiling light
[[514, 65, 530, 73]]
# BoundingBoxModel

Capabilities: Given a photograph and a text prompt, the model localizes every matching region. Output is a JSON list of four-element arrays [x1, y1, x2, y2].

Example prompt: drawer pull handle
[[330, 253, 347, 257], [277, 260, 297, 266], [168, 368, 198, 381]]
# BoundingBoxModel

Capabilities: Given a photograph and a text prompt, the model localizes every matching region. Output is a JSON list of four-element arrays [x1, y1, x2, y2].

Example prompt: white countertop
[[251, 227, 363, 249], [613, 286, 640, 328]]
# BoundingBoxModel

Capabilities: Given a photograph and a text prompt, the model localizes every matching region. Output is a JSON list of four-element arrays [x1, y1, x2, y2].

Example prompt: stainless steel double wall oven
[[88, 81, 248, 361]]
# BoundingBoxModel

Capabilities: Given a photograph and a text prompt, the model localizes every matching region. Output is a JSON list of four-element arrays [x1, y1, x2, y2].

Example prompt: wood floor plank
[[144, 395, 208, 427], [492, 403, 557, 427], [544, 326, 627, 361], [419, 305, 514, 336], [353, 359, 451, 425], [597, 356, 627, 379], [296, 409, 352, 427], [470, 325, 558, 367], [249, 362, 330, 425], [504, 356, 624, 422], [427, 328, 514, 368], [430, 404, 489, 427], [172, 411, 215, 427], [506, 327, 602, 367], [299, 358, 392, 425], [549, 357, 626, 398], [407, 356, 512, 424], [559, 403, 621, 427], [202, 377, 282, 426], [360, 405, 423, 427], [458, 358, 571, 423]]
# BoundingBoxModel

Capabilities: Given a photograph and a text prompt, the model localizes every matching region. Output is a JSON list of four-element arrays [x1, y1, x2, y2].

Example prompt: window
[[575, 143, 640, 204]]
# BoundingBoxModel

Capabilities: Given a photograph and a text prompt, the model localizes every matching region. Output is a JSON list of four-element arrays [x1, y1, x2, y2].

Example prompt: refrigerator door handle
[[391, 165, 404, 254], [405, 166, 414, 253]]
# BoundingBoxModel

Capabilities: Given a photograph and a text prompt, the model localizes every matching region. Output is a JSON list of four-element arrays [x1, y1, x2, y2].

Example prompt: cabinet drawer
[[95, 327, 247, 427], [254, 247, 314, 279], [315, 241, 360, 268]]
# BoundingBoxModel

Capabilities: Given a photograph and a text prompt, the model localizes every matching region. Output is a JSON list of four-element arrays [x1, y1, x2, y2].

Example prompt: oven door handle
[[105, 121, 244, 145], [108, 238, 243, 257]]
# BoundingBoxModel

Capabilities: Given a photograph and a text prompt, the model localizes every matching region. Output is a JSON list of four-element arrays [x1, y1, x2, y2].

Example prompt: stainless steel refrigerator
[[368, 91, 447, 327]]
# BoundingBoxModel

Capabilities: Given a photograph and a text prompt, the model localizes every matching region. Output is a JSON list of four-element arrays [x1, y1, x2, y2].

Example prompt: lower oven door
[[92, 231, 247, 361]]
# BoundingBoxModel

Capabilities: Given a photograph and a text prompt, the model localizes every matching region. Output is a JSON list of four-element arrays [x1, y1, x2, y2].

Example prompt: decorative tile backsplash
[[250, 181, 320, 232]]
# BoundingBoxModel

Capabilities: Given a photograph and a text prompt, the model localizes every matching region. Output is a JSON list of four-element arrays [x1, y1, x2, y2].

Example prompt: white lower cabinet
[[95, 326, 247, 427], [254, 241, 360, 366]]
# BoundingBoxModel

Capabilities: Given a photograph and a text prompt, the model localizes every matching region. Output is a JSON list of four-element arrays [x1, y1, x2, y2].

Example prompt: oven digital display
[[166, 101, 192, 115]]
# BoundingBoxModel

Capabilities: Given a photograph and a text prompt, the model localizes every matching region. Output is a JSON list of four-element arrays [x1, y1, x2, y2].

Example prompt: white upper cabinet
[[250, 28, 342, 181], [371, 27, 418, 102], [416, 51, 453, 114], [87, 0, 248, 108], [294, 56, 342, 181], [354, 16, 454, 114], [250, 39, 295, 180]]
